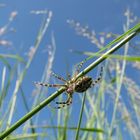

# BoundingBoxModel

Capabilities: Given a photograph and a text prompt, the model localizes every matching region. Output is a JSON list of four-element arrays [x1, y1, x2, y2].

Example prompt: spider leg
[[55, 93, 72, 109], [34, 82, 66, 87], [72, 61, 85, 82], [51, 71, 67, 82], [67, 73, 71, 81], [92, 66, 103, 86], [75, 61, 84, 76]]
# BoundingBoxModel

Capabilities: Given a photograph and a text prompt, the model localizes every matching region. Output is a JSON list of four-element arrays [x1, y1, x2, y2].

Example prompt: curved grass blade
[[72, 50, 140, 62], [0, 55, 11, 70], [0, 54, 25, 64], [81, 22, 140, 63]]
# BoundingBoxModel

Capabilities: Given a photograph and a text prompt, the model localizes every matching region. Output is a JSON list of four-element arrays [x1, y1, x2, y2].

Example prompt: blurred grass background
[[0, 2, 140, 140]]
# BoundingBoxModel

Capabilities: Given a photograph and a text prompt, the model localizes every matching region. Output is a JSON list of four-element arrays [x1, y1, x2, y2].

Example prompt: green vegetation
[[0, 9, 140, 140]]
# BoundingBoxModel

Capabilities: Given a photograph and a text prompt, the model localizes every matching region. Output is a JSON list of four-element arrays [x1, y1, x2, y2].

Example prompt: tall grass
[[0, 9, 140, 140]]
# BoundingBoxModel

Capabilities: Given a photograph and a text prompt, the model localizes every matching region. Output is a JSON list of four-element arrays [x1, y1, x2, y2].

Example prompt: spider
[[34, 63, 103, 109]]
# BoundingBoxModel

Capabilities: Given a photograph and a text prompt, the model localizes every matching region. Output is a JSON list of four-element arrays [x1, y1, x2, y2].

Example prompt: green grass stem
[[75, 92, 86, 140], [84, 22, 140, 62], [75, 30, 139, 80], [27, 125, 104, 133]]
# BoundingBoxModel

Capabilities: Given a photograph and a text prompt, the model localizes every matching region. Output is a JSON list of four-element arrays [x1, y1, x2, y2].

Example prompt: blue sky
[[0, 0, 140, 139]]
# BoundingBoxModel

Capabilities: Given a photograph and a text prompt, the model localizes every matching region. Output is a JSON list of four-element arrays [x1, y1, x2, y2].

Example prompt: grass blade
[[83, 22, 140, 62], [28, 125, 104, 133], [6, 11, 52, 129], [72, 50, 140, 62], [75, 92, 86, 140]]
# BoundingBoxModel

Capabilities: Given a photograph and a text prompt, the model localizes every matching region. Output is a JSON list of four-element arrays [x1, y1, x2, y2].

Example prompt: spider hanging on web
[[34, 62, 103, 109]]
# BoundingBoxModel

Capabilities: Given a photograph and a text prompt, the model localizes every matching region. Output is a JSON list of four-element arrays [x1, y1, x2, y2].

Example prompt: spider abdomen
[[75, 76, 92, 93]]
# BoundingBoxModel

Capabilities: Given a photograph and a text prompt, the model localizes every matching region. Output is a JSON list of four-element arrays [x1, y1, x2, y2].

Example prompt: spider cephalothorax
[[35, 64, 103, 109]]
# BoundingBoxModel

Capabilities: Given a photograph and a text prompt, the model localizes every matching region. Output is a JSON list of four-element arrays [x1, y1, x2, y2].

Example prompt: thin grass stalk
[[76, 94, 90, 139], [78, 94, 89, 119], [0, 64, 18, 131], [83, 22, 140, 62], [26, 33, 56, 137], [25, 32, 56, 137], [76, 30, 139, 81], [72, 51, 140, 62], [75, 92, 86, 140], [32, 32, 56, 108], [20, 87, 36, 134], [62, 108, 69, 140], [27, 125, 104, 133], [0, 67, 6, 107], [78, 94, 90, 140], [6, 11, 52, 129], [0, 26, 139, 139], [49, 113, 58, 140], [0, 56, 11, 70], [81, 92, 97, 140], [0, 54, 25, 63], [0, 66, 17, 130], [57, 97, 63, 139], [0, 64, 17, 110], [85, 88, 104, 140], [123, 77, 140, 127], [1, 67, 6, 91], [109, 12, 131, 137], [7, 133, 47, 140]]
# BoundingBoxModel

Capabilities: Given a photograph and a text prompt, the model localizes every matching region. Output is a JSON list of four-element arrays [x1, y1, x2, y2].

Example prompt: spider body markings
[[74, 76, 92, 93], [34, 65, 103, 109]]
